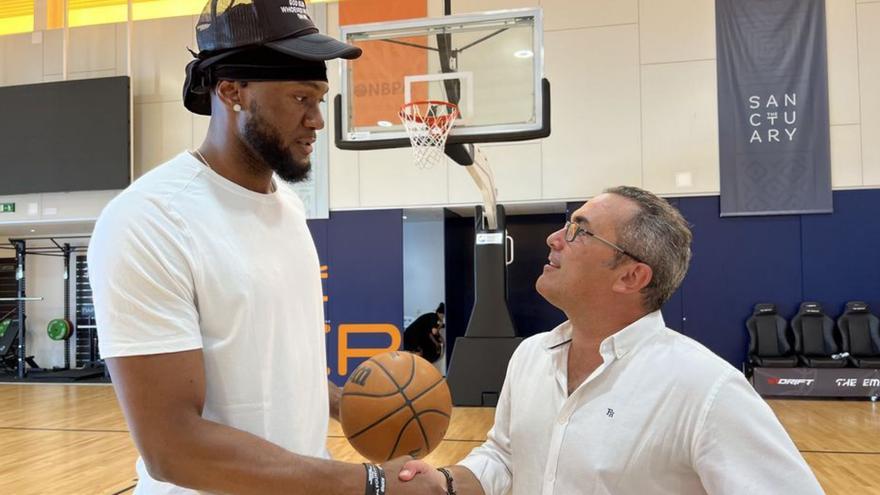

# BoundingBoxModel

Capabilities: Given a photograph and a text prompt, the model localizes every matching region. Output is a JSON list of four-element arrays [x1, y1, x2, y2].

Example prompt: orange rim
[[399, 100, 460, 127]]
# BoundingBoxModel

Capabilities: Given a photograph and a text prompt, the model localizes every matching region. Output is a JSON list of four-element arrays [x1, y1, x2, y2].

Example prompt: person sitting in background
[[403, 303, 445, 363]]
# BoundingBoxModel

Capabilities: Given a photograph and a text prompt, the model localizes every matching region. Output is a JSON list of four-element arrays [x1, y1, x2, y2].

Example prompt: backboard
[[334, 8, 548, 150]]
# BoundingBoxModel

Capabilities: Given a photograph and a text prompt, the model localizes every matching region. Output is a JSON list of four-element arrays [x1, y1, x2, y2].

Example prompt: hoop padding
[[399, 100, 459, 169]]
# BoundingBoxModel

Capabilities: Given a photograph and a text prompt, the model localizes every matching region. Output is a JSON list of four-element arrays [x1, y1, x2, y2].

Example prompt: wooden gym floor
[[0, 384, 877, 494]]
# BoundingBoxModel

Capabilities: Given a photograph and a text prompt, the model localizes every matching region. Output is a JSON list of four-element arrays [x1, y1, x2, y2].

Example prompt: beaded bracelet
[[438, 467, 456, 495]]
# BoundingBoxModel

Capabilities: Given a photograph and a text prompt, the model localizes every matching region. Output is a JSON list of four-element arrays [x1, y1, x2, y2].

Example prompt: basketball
[[340, 351, 452, 462]]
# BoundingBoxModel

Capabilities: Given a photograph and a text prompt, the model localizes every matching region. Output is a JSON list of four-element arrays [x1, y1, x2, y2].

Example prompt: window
[[46, 0, 205, 29], [0, 1, 35, 36]]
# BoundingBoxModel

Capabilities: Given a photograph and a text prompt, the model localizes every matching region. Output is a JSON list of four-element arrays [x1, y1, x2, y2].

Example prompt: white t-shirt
[[459, 311, 824, 495], [89, 152, 328, 494]]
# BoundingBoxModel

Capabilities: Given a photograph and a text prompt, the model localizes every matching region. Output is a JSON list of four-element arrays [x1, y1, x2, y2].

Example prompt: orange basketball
[[340, 351, 452, 462]]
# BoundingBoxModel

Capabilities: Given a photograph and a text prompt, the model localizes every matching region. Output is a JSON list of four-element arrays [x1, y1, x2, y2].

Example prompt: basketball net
[[400, 100, 499, 230], [399, 100, 459, 170]]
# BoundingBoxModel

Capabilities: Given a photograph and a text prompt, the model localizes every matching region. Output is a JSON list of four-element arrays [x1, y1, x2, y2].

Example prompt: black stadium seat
[[746, 303, 798, 367], [837, 301, 880, 369], [792, 302, 847, 368]]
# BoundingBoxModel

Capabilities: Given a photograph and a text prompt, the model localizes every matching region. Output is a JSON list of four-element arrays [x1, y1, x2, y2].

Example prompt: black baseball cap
[[184, 0, 361, 114], [196, 0, 362, 61]]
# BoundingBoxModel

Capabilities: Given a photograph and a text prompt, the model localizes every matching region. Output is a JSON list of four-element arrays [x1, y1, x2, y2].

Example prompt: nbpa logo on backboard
[[280, 0, 310, 20]]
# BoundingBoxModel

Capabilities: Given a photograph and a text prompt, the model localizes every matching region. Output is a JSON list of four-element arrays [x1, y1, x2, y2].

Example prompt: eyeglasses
[[563, 221, 648, 265]]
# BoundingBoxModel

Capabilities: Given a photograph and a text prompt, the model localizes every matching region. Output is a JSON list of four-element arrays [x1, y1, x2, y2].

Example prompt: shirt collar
[[543, 320, 574, 350], [543, 310, 666, 360]]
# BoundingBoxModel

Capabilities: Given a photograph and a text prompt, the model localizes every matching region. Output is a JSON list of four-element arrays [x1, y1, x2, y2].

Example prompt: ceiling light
[[514, 50, 534, 59]]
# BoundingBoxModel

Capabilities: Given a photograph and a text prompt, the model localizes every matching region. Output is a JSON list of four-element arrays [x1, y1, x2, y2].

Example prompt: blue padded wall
[[309, 210, 404, 385], [800, 189, 880, 310], [677, 196, 803, 367], [310, 190, 880, 378], [660, 199, 684, 332]]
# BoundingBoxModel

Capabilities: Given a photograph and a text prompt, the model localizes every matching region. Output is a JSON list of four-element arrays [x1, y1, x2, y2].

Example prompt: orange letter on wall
[[337, 324, 401, 376]]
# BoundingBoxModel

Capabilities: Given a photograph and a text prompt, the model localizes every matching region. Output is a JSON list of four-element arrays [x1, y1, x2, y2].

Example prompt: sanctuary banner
[[716, 0, 832, 216]]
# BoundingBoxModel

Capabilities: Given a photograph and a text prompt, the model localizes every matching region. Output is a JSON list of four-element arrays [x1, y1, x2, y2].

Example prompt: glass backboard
[[335, 8, 548, 150]]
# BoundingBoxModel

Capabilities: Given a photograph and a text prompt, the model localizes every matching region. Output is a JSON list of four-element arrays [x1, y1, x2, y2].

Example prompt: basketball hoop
[[399, 100, 459, 169]]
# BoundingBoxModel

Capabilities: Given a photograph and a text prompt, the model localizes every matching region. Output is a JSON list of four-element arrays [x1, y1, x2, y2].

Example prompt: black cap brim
[[266, 32, 362, 61]]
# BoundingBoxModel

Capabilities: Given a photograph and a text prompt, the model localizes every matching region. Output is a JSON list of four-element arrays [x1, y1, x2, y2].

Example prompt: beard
[[241, 102, 311, 184]]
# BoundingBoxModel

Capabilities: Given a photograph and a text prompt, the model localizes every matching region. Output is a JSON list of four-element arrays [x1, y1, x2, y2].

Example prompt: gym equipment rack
[[0, 235, 94, 380]]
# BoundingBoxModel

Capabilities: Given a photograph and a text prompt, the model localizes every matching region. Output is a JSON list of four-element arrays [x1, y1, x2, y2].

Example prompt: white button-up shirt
[[458, 311, 824, 495]]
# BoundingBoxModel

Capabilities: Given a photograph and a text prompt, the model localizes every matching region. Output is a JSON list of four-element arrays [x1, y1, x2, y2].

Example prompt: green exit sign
[[1, 203, 15, 213]]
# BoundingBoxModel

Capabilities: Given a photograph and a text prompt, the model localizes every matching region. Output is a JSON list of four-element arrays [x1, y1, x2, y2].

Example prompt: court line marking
[[800, 450, 880, 455], [110, 481, 137, 495], [0, 426, 129, 433], [328, 434, 483, 444]]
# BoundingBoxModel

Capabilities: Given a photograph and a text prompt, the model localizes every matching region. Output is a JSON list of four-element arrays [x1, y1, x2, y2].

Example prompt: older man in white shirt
[[400, 186, 824, 495]]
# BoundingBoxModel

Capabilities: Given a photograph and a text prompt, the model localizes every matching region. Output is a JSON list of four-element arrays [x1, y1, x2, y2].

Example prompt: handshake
[[365, 457, 457, 495]]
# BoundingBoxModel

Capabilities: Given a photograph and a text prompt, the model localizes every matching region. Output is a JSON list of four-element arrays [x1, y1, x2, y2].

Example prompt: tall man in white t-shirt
[[400, 186, 825, 494], [89, 2, 445, 494]]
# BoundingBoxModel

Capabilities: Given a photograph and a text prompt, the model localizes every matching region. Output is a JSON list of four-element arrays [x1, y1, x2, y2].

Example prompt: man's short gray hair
[[604, 186, 692, 312]]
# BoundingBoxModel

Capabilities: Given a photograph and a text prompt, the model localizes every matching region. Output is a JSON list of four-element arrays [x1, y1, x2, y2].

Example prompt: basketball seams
[[347, 402, 409, 440], [372, 353, 418, 392], [342, 390, 400, 398], [366, 354, 432, 454], [387, 416, 419, 461], [404, 352, 417, 389], [345, 358, 425, 439], [387, 410, 451, 458], [407, 376, 447, 404], [341, 352, 451, 463], [372, 356, 432, 454], [372, 357, 409, 392], [412, 409, 431, 456], [411, 409, 451, 452], [412, 408, 451, 419], [344, 375, 449, 442]]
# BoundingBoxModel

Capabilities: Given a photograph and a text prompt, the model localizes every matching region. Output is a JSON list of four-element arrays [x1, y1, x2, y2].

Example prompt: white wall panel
[[68, 23, 118, 74], [641, 60, 719, 195], [2, 33, 44, 86], [827, 0, 862, 125], [0, 195, 41, 223], [451, 0, 538, 14], [448, 142, 542, 204], [359, 148, 448, 207], [542, 0, 637, 31], [639, 0, 715, 64], [134, 101, 192, 177], [41, 191, 120, 220], [131, 16, 193, 104], [542, 25, 641, 199], [857, 3, 880, 184], [830, 124, 863, 187]]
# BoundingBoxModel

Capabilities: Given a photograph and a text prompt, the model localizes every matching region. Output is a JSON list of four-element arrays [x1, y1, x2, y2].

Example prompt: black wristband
[[363, 463, 386, 495], [438, 467, 456, 495]]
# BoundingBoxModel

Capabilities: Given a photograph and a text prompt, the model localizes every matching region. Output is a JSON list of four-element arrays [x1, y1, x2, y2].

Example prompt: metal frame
[[335, 8, 547, 149], [1, 235, 91, 379], [404, 71, 474, 124], [336, 78, 550, 151]]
